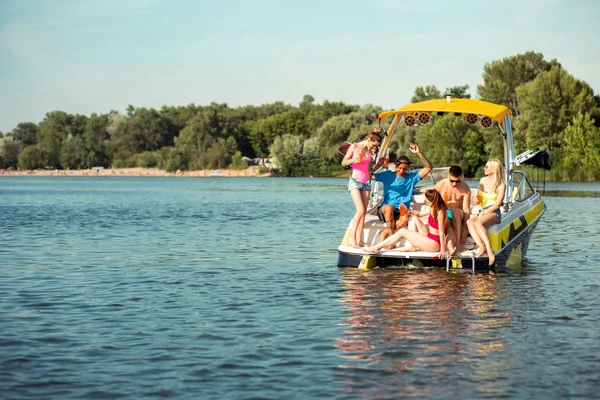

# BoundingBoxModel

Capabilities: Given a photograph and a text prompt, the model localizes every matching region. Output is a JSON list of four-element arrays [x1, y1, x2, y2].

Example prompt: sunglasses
[[449, 179, 461, 183]]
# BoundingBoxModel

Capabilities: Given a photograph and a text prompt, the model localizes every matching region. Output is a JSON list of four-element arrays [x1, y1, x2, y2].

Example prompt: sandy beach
[[1, 166, 270, 178]]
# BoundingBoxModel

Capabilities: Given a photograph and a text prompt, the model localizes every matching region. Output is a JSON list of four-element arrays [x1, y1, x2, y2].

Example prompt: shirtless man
[[435, 165, 471, 250]]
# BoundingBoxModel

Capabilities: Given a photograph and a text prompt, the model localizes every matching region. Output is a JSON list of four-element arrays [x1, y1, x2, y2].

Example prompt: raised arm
[[408, 143, 432, 179]]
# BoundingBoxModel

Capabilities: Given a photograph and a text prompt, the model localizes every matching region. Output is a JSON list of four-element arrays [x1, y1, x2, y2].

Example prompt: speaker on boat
[[465, 113, 478, 125], [480, 116, 494, 128], [418, 112, 431, 125], [404, 115, 416, 127]]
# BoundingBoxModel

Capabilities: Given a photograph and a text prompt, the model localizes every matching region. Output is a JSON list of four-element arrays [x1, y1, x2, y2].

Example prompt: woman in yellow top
[[466, 159, 506, 266]]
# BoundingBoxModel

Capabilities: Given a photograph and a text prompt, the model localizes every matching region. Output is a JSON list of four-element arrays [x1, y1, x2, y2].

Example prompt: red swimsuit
[[427, 214, 441, 245]]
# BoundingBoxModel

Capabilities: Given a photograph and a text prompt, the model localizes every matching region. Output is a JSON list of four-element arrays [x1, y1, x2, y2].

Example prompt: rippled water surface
[[1, 177, 599, 399]]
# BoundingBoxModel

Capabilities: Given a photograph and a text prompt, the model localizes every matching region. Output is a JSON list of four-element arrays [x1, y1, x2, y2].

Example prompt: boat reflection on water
[[335, 268, 514, 398]]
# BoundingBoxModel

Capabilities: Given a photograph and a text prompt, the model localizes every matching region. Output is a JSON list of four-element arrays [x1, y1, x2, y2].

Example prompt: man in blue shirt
[[373, 143, 432, 242]]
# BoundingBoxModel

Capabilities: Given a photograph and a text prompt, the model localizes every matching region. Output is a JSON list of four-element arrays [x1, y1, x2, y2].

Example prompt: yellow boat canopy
[[378, 98, 512, 124]]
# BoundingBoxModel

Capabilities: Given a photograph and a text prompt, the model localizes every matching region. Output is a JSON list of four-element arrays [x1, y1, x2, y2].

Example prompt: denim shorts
[[348, 177, 371, 192], [481, 206, 502, 222]]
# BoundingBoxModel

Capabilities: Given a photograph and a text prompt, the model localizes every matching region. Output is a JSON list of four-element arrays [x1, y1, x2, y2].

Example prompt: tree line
[[1, 51, 599, 180]]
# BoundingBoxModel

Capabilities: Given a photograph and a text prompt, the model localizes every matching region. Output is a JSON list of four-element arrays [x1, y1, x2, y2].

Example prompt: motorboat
[[337, 97, 549, 272]]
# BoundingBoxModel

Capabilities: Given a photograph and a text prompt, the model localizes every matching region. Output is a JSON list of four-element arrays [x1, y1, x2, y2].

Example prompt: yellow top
[[478, 189, 498, 208], [378, 98, 512, 125]]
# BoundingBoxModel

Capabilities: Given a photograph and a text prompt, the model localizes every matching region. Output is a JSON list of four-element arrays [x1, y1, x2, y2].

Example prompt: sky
[[0, 0, 599, 133]]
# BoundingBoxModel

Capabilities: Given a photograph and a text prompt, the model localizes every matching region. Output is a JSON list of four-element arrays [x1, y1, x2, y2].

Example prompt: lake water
[[1, 177, 599, 399]]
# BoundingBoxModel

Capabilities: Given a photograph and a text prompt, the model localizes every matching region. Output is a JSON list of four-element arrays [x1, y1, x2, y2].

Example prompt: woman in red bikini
[[364, 189, 455, 257]]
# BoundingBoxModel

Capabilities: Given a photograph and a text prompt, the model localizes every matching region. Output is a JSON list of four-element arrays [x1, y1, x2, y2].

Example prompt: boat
[[337, 97, 549, 272]]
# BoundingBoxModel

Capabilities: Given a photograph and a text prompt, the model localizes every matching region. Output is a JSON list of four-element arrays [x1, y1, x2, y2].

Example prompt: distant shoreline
[[1, 166, 271, 178]]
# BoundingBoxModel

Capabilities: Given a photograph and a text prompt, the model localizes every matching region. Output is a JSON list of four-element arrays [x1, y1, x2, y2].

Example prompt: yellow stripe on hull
[[488, 200, 545, 253]]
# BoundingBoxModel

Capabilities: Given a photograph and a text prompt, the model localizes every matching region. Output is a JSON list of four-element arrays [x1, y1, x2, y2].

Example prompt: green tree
[[196, 140, 228, 169], [11, 122, 39, 146], [299, 94, 315, 114], [312, 107, 381, 164], [83, 113, 110, 168], [226, 106, 257, 158], [165, 148, 187, 172], [415, 114, 486, 175], [107, 108, 170, 166], [253, 101, 293, 119], [0, 136, 21, 168], [126, 104, 136, 118], [247, 109, 309, 158], [106, 112, 131, 167], [160, 104, 201, 149], [229, 151, 248, 170], [37, 111, 87, 168], [270, 134, 303, 176], [562, 112, 600, 180], [445, 85, 471, 99], [222, 136, 238, 162], [172, 110, 220, 169], [462, 129, 488, 177], [306, 100, 360, 133], [60, 134, 87, 169], [128, 108, 171, 152], [411, 85, 442, 103], [514, 65, 598, 156], [477, 51, 556, 115], [17, 145, 44, 170]]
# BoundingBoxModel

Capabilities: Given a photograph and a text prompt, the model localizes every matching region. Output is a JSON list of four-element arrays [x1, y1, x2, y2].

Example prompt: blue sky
[[0, 0, 598, 133]]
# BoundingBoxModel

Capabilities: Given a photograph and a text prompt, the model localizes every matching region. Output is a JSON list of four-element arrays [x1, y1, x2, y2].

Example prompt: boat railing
[[510, 170, 536, 205]]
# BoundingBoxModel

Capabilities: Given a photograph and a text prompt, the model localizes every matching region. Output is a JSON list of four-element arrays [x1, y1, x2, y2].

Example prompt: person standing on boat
[[435, 165, 471, 250], [341, 130, 383, 248], [466, 159, 506, 266], [373, 143, 432, 243]]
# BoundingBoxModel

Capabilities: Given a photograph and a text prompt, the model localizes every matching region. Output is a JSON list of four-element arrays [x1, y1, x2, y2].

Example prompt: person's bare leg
[[474, 220, 494, 264], [382, 214, 411, 249], [467, 217, 485, 256], [478, 214, 500, 265], [379, 205, 396, 242], [365, 227, 439, 254], [395, 214, 409, 231], [399, 229, 440, 252], [452, 209, 464, 251], [349, 189, 365, 248], [355, 190, 370, 247], [445, 225, 456, 256], [412, 215, 429, 236], [395, 244, 416, 252], [365, 228, 408, 253], [460, 213, 469, 246]]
